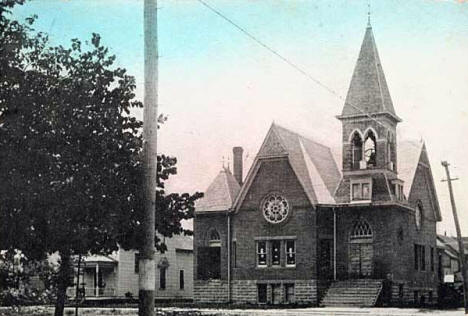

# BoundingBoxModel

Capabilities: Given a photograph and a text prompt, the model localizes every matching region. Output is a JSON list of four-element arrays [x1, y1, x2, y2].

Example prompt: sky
[[12, 0, 468, 236]]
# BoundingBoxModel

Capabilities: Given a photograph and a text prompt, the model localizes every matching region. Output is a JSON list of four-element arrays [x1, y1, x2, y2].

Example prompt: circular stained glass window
[[262, 194, 289, 224]]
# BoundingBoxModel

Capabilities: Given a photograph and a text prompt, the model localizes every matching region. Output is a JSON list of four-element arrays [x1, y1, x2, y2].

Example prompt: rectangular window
[[271, 284, 281, 304], [430, 247, 434, 272], [134, 253, 140, 273], [257, 241, 267, 267], [232, 241, 237, 268], [160, 268, 166, 290], [285, 284, 295, 303], [351, 180, 372, 201], [362, 183, 370, 199], [286, 240, 296, 266], [414, 244, 426, 271], [414, 244, 419, 270], [352, 183, 361, 200], [257, 284, 267, 303], [179, 270, 184, 290], [271, 240, 281, 266], [421, 246, 426, 271]]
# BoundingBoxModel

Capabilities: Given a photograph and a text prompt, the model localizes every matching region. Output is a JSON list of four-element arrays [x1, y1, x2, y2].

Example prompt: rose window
[[262, 194, 289, 224]]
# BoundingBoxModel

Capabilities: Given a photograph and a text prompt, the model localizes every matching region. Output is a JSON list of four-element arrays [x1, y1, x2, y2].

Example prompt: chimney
[[233, 146, 243, 185]]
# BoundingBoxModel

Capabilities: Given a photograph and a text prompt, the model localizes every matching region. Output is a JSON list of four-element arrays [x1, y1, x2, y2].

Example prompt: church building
[[193, 23, 441, 307]]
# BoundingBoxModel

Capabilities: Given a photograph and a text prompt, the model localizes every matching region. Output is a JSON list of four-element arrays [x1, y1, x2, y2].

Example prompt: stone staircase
[[320, 279, 383, 307]]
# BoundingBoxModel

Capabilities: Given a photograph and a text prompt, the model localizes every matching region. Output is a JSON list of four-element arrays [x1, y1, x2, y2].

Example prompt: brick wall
[[193, 213, 228, 280], [233, 158, 316, 281]]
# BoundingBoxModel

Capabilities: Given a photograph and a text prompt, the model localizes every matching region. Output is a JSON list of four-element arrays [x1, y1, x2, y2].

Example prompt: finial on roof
[[222, 156, 225, 170], [367, 0, 371, 27]]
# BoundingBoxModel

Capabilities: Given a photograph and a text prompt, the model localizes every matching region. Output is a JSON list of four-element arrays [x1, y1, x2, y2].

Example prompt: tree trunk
[[54, 251, 71, 316]]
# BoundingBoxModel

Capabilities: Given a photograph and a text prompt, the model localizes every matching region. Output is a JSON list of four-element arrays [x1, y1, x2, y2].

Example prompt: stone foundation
[[231, 279, 317, 305], [194, 280, 229, 303], [390, 280, 438, 306]]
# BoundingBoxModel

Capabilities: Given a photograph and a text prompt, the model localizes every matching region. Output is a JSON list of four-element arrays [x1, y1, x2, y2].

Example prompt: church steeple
[[341, 25, 398, 120], [338, 25, 400, 174]]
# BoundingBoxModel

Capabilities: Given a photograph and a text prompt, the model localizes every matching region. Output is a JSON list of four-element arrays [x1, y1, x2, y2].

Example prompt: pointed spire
[[367, 1, 371, 27], [341, 25, 398, 120]]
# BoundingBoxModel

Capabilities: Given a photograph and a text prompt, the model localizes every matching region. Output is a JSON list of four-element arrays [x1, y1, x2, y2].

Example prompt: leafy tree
[[0, 250, 57, 307], [0, 2, 202, 316]]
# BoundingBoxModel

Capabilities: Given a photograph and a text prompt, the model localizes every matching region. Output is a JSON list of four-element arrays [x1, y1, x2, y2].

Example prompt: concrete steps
[[320, 279, 383, 307]]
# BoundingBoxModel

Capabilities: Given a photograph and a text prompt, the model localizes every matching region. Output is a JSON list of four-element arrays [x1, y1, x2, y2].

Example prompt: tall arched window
[[364, 130, 377, 167], [350, 220, 373, 240], [351, 132, 363, 169]]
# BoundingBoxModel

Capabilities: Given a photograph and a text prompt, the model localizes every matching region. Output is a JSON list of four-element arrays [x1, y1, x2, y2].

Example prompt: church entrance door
[[348, 220, 373, 278], [348, 240, 373, 277]]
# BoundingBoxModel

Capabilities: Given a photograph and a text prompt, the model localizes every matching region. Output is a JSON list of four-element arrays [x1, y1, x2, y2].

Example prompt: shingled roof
[[195, 167, 240, 212], [341, 26, 397, 119], [398, 140, 425, 198], [398, 140, 442, 221], [233, 123, 341, 209]]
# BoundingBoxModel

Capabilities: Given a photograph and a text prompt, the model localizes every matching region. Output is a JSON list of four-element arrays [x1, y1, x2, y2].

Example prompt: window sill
[[255, 266, 296, 270], [350, 199, 371, 204]]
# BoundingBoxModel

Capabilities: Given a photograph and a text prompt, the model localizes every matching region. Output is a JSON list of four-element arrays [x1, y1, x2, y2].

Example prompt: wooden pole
[[441, 161, 468, 314], [139, 0, 158, 315], [74, 255, 81, 316]]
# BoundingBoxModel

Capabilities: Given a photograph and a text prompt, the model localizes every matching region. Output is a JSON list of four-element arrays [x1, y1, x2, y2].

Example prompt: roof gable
[[233, 123, 341, 210], [195, 168, 240, 212], [342, 26, 396, 118], [398, 140, 441, 221]]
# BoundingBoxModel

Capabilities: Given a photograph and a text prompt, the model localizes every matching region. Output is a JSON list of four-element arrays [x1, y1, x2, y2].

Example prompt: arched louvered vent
[[210, 230, 220, 241], [208, 229, 221, 247], [350, 220, 373, 239]]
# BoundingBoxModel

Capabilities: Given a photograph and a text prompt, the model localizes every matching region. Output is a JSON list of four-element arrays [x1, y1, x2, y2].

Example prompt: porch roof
[[80, 255, 118, 268]]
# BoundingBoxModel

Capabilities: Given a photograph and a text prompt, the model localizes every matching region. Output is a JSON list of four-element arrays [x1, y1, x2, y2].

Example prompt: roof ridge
[[273, 123, 331, 151]]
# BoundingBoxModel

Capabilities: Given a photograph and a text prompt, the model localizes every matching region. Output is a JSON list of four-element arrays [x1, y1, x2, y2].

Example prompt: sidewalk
[[1, 306, 466, 316]]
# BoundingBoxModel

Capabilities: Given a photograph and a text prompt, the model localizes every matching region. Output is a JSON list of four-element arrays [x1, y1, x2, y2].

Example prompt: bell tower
[[334, 23, 405, 204], [337, 24, 401, 175]]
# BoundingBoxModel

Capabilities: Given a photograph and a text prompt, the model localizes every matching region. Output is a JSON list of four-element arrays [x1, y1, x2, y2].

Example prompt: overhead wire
[[196, 0, 394, 133]]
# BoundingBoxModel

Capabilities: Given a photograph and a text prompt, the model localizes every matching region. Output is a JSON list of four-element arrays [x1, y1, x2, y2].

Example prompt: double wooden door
[[348, 240, 373, 277]]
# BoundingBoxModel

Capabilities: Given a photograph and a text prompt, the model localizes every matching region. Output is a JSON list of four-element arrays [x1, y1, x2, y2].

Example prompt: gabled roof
[[398, 140, 424, 198], [195, 167, 240, 213], [341, 26, 397, 119], [437, 235, 468, 255], [233, 123, 341, 210], [398, 140, 442, 221]]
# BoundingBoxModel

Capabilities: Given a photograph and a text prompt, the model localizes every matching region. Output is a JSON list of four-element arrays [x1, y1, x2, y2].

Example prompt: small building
[[67, 235, 193, 300], [193, 22, 441, 307], [437, 234, 468, 286]]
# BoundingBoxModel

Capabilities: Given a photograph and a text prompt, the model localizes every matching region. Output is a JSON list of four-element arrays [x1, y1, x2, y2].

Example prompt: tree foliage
[[0, 1, 202, 315], [0, 250, 57, 307]]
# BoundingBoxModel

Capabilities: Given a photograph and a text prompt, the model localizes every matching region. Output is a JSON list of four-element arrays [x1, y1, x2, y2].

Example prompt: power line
[[196, 0, 391, 133]]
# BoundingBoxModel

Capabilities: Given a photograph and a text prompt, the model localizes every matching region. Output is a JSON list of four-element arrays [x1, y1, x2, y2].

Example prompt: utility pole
[[441, 161, 468, 314], [139, 1, 158, 316]]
